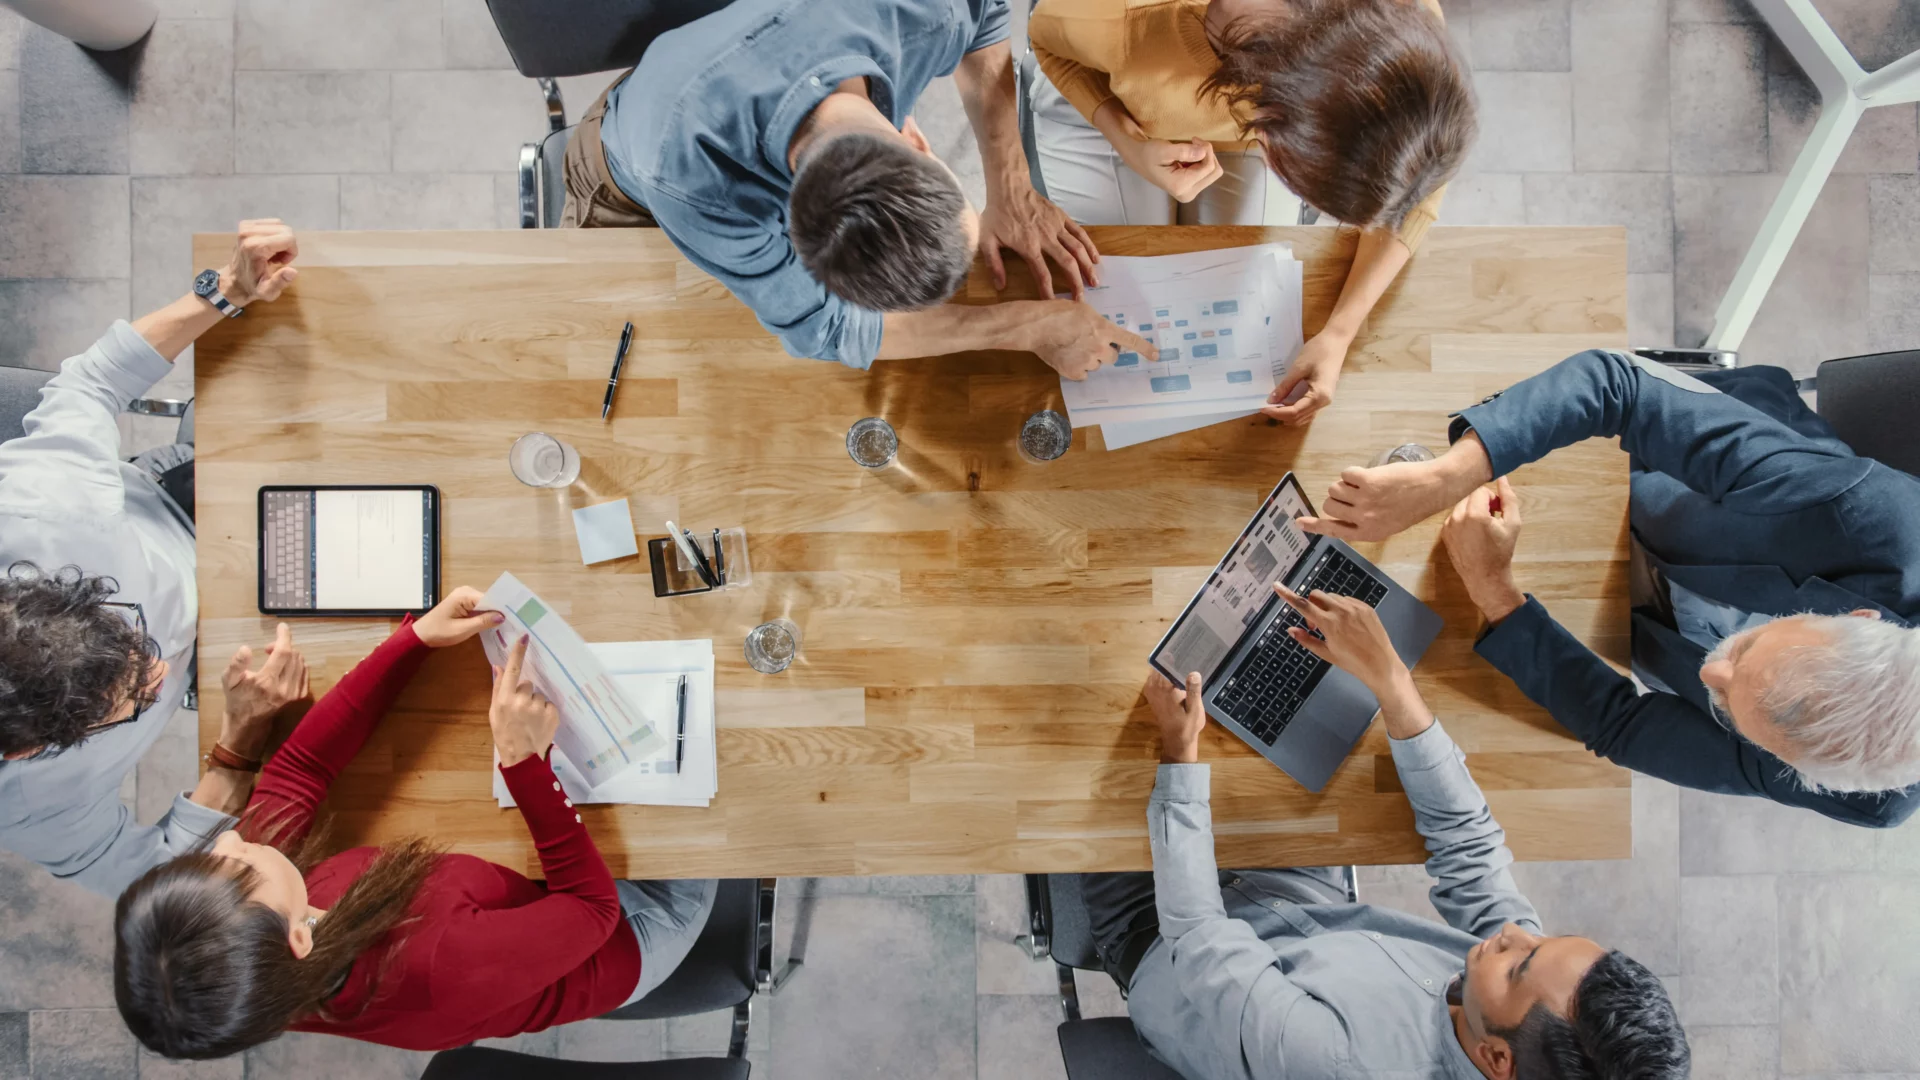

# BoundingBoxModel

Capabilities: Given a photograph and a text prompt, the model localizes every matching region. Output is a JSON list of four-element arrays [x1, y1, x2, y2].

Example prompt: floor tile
[[1436, 0, 1472, 61], [1672, 172, 1869, 372], [1778, 874, 1920, 1074], [1571, 0, 1670, 173], [1806, 0, 1920, 73], [1677, 875, 1778, 1027], [1467, 0, 1570, 71], [1630, 272, 1677, 344], [155, 0, 235, 15], [235, 71, 392, 173], [0, 71, 19, 172], [976, 875, 1058, 997], [0, 8, 19, 71], [1768, 63, 1918, 176], [128, 174, 339, 314], [243, 1031, 431, 1079], [912, 75, 987, 211], [470, 1030, 558, 1057], [978, 995, 1067, 1080], [18, 25, 129, 174], [1463, 72, 1574, 173], [26, 1010, 134, 1080], [1072, 968, 1128, 1020], [770, 894, 975, 1080], [1689, 1025, 1781, 1080], [137, 1046, 244, 1080], [870, 874, 975, 896], [340, 173, 502, 230], [0, 175, 130, 280], [1866, 273, 1920, 353], [133, 704, 199, 828], [1678, 784, 1882, 877], [1435, 173, 1525, 225], [1868, 173, 1920, 274], [129, 18, 234, 176], [1352, 862, 1446, 925], [0, 1013, 23, 1080], [663, 999, 769, 1054], [443, 0, 514, 70], [1669, 22, 1768, 174], [1670, 0, 1757, 21], [391, 69, 548, 174], [1523, 172, 1673, 272], [0, 279, 130, 370], [552, 1017, 666, 1063], [236, 0, 444, 71]]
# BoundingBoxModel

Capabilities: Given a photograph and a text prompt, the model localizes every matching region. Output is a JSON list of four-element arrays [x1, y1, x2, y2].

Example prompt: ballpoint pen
[[711, 527, 725, 586], [601, 321, 634, 421], [665, 520, 717, 588], [674, 673, 688, 774], [681, 526, 719, 587]]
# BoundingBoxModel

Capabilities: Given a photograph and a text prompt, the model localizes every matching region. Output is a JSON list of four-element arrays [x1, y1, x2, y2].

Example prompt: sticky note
[[572, 498, 640, 565]]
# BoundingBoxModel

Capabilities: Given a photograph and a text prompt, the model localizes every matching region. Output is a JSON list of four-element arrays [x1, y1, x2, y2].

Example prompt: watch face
[[193, 269, 219, 298]]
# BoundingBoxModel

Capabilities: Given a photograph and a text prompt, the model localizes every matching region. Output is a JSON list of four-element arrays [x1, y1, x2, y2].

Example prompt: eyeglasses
[[95, 601, 162, 734]]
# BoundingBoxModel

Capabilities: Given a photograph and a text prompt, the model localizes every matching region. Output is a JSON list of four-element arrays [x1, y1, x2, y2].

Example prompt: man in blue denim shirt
[[562, 0, 1155, 380], [1093, 587, 1686, 1080]]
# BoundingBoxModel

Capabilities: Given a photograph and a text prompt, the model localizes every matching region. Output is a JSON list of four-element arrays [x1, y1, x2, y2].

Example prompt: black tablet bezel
[[256, 485, 441, 617]]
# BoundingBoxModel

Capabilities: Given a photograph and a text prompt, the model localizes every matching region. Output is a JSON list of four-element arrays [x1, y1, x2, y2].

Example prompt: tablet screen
[[261, 487, 436, 613]]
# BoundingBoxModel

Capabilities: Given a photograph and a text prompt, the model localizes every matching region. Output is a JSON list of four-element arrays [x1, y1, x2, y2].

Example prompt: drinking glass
[[845, 417, 899, 469], [1018, 409, 1072, 463], [510, 432, 580, 488], [744, 619, 801, 674], [1370, 443, 1436, 468]]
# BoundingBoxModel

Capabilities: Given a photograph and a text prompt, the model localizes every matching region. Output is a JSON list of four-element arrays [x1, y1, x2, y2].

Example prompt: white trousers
[[1031, 72, 1303, 227]]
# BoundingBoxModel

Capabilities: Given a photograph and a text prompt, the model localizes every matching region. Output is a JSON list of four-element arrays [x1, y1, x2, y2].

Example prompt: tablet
[[258, 486, 440, 616]]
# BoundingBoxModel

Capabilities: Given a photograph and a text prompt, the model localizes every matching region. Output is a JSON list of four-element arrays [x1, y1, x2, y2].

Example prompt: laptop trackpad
[[1278, 665, 1378, 790]]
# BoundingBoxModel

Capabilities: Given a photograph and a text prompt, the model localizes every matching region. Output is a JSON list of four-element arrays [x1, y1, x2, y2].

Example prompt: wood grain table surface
[[193, 224, 1632, 880]]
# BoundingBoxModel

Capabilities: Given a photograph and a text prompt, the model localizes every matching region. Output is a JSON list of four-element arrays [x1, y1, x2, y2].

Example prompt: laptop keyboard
[[1213, 549, 1390, 746], [262, 490, 313, 610]]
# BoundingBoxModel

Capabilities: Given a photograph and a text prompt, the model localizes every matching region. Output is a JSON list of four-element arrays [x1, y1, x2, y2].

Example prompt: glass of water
[[744, 618, 801, 674], [509, 432, 581, 488], [1370, 443, 1436, 468], [845, 417, 899, 469], [1019, 409, 1072, 464]]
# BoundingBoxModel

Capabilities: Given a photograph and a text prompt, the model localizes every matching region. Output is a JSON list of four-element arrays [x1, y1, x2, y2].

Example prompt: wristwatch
[[192, 269, 245, 318]]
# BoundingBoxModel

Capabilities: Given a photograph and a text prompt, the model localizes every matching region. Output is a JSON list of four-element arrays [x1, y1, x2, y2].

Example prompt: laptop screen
[[1150, 475, 1318, 683]]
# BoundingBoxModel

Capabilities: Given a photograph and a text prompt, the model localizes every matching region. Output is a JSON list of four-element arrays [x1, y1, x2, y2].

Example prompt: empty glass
[[744, 619, 801, 674], [1371, 443, 1436, 468], [510, 432, 580, 488], [1019, 410, 1072, 463], [846, 417, 898, 469]]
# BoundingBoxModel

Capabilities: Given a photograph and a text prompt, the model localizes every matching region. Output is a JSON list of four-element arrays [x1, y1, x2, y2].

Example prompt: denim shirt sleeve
[[1389, 722, 1542, 939], [644, 187, 885, 368], [968, 0, 1012, 52]]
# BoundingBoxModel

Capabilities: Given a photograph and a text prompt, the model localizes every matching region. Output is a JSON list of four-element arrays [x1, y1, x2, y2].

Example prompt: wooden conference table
[[194, 225, 1632, 880]]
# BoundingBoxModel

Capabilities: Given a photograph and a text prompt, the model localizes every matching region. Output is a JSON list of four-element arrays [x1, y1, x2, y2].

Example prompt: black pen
[[674, 673, 688, 774], [711, 528, 725, 585], [601, 321, 634, 421], [681, 526, 718, 588]]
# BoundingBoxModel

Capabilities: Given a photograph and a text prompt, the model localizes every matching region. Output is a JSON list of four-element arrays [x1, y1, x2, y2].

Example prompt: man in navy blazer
[[1297, 348, 1920, 828]]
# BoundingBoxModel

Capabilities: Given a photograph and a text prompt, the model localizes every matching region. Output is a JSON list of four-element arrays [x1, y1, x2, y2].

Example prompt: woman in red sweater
[[111, 588, 718, 1060]]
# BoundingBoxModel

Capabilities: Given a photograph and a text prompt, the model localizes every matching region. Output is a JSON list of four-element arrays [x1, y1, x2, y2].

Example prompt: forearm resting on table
[[1375, 669, 1436, 741], [877, 302, 1049, 361]]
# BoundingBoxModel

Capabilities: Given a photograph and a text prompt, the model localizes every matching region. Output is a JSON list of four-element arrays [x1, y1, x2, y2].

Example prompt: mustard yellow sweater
[[1029, 0, 1448, 250]]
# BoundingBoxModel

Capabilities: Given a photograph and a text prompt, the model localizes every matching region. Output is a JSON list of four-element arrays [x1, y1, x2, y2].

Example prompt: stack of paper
[[1060, 244, 1305, 450]]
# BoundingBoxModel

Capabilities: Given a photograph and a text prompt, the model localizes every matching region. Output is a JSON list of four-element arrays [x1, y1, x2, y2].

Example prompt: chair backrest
[[601, 878, 759, 1020], [1056, 1018, 1186, 1080], [422, 1046, 748, 1080], [483, 0, 739, 78], [1042, 873, 1101, 971], [1815, 350, 1920, 477], [0, 366, 54, 444]]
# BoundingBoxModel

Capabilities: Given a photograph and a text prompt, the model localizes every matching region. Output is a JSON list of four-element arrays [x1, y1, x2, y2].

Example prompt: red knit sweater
[[249, 618, 640, 1050]]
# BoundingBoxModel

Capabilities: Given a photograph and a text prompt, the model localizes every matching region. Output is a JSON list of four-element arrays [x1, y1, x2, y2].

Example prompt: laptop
[[1149, 473, 1443, 791]]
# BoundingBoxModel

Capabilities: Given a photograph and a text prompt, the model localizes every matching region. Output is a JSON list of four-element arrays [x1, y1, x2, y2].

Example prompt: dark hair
[[0, 562, 157, 756], [1202, 0, 1476, 231], [114, 809, 442, 1061], [1491, 950, 1690, 1080], [788, 130, 973, 312]]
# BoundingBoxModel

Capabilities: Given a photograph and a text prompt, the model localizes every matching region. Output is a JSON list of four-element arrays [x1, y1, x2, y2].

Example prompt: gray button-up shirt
[[1130, 722, 1542, 1080], [0, 322, 231, 895], [599, 0, 1011, 368]]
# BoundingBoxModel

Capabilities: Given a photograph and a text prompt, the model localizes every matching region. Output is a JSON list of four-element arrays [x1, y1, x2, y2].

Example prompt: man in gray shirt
[[1098, 583, 1689, 1080], [0, 220, 310, 895]]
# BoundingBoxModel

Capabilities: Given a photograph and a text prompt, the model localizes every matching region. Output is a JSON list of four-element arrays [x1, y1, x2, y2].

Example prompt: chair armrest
[[518, 143, 540, 229], [539, 76, 565, 133], [126, 398, 190, 418], [1632, 347, 1738, 369]]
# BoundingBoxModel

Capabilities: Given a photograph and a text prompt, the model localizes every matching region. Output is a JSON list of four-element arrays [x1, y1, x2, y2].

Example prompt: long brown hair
[[1202, 0, 1476, 230], [113, 809, 442, 1060]]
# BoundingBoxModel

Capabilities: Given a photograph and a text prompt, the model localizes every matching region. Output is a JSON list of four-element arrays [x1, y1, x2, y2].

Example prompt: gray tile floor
[[0, 0, 1917, 1076]]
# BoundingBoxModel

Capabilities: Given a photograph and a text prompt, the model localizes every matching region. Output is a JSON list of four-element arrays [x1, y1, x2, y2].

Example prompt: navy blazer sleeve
[[1450, 349, 1874, 514], [1476, 597, 1917, 829]]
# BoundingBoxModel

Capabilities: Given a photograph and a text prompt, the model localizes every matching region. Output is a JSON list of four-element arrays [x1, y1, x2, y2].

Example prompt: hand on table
[[219, 218, 299, 307], [1144, 669, 1208, 764], [1273, 585, 1432, 739], [1260, 329, 1348, 426], [218, 623, 310, 759], [414, 585, 505, 647], [1440, 477, 1527, 627], [977, 176, 1101, 301], [490, 636, 560, 768], [1024, 300, 1159, 380], [1297, 432, 1495, 543]]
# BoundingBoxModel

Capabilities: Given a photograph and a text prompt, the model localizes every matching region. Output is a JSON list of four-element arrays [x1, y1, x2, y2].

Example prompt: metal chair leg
[[1016, 873, 1052, 959], [1055, 961, 1082, 1023], [727, 999, 751, 1059], [755, 878, 804, 994], [517, 143, 540, 229], [539, 77, 566, 133]]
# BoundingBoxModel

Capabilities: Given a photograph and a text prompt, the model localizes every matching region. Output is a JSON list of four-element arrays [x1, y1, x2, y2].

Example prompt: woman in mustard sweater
[[1028, 0, 1475, 423]]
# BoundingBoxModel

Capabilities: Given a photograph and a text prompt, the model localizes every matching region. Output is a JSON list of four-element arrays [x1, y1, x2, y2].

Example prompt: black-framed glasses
[[97, 601, 162, 734]]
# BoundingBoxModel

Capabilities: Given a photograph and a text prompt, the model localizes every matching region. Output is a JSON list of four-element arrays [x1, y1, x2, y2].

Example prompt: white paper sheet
[[1099, 408, 1262, 450], [478, 572, 667, 788]]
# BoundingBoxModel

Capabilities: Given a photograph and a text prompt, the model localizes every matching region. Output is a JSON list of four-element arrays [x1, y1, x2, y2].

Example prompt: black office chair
[[483, 0, 737, 228], [421, 1047, 746, 1080]]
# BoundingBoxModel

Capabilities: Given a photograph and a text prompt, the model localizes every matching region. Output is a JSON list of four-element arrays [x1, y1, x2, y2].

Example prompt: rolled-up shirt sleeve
[[968, 0, 1012, 52], [645, 187, 885, 369]]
